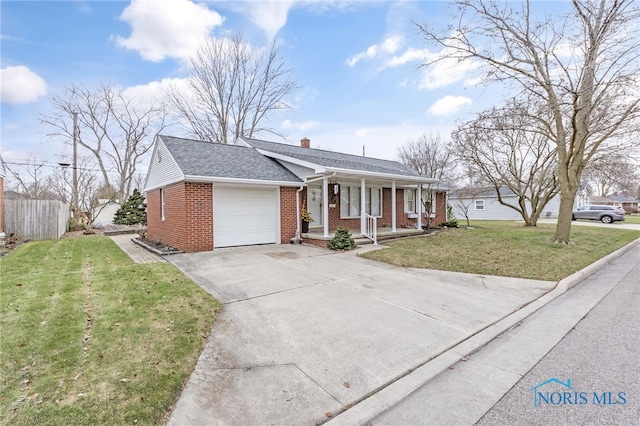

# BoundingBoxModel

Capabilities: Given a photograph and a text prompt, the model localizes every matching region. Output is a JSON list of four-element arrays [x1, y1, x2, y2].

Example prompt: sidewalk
[[346, 241, 640, 425], [109, 234, 165, 264]]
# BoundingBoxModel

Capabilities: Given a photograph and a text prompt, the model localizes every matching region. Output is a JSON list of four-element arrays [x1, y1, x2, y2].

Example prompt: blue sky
[[1, 0, 534, 173]]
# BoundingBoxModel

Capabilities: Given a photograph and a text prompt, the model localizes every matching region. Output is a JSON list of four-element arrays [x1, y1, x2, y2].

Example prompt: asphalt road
[[476, 254, 639, 425]]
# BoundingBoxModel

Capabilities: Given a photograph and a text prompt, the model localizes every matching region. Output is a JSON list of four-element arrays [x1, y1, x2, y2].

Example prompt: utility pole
[[72, 110, 78, 215]]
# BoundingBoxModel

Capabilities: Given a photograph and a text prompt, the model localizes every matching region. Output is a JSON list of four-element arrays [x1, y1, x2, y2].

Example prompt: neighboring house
[[144, 135, 445, 252], [588, 195, 639, 213], [91, 199, 121, 227], [449, 187, 561, 221]]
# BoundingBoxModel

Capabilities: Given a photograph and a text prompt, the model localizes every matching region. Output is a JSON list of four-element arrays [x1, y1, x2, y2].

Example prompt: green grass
[[0, 236, 220, 425], [363, 221, 640, 281], [624, 214, 640, 225]]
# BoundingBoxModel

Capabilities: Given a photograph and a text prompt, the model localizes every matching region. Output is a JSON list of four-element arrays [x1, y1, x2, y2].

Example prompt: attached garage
[[213, 186, 280, 248]]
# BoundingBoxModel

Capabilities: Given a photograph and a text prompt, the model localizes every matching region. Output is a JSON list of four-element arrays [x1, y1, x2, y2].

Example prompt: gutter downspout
[[294, 172, 336, 242]]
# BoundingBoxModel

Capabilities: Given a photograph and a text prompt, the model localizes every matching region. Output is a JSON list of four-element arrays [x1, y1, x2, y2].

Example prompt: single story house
[[144, 135, 445, 252], [588, 195, 638, 213], [449, 186, 561, 221]]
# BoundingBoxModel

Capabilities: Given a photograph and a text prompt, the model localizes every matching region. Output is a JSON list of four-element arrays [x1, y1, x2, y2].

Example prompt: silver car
[[572, 205, 626, 224]]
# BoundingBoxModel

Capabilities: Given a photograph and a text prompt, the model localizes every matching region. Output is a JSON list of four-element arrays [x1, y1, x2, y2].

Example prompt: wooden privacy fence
[[4, 200, 70, 241]]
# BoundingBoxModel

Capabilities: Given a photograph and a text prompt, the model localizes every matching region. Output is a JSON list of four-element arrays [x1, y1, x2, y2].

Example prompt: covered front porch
[[295, 171, 441, 245]]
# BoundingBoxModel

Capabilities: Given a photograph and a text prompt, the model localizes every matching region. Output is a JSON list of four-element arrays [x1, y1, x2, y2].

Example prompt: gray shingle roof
[[241, 137, 421, 177], [159, 135, 302, 183], [449, 186, 516, 198]]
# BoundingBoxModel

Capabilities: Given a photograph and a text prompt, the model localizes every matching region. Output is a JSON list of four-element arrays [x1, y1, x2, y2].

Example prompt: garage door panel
[[214, 187, 279, 248]]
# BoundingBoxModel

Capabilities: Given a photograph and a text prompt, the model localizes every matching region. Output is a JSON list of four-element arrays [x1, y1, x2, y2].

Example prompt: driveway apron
[[167, 244, 555, 426]]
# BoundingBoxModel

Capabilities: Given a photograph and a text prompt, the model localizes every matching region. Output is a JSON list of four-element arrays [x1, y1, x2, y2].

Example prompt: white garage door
[[214, 186, 279, 248]]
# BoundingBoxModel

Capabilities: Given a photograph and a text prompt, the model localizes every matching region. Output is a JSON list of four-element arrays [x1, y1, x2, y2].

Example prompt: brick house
[[144, 135, 446, 252]]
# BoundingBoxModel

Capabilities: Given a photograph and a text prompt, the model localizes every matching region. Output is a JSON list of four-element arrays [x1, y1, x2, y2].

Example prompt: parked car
[[572, 205, 626, 224]]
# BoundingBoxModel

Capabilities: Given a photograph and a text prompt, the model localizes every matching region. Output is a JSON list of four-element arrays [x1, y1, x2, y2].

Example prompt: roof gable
[[154, 135, 302, 185], [241, 137, 422, 177]]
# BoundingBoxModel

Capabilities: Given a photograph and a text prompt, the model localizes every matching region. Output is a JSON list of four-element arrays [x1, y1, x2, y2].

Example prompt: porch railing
[[362, 212, 377, 245]]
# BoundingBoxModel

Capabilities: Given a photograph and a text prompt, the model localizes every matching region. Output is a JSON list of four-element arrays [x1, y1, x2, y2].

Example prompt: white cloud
[[0, 65, 47, 105], [419, 56, 479, 90], [346, 35, 403, 67], [240, 0, 295, 39], [282, 119, 320, 133], [427, 96, 472, 117], [386, 47, 428, 68], [123, 77, 188, 103], [114, 0, 224, 62]]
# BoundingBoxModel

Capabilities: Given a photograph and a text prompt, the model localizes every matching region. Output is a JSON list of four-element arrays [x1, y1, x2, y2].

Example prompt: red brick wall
[[184, 183, 213, 252], [280, 187, 298, 243], [434, 191, 446, 225], [146, 182, 213, 253]]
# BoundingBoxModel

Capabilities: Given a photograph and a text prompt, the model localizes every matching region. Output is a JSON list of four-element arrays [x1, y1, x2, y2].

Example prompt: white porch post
[[391, 181, 397, 232], [360, 178, 366, 235], [323, 176, 329, 237], [417, 184, 423, 229]]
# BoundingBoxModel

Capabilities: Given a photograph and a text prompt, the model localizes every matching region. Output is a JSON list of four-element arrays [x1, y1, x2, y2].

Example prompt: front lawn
[[624, 214, 640, 225], [0, 236, 220, 425], [363, 221, 639, 281]]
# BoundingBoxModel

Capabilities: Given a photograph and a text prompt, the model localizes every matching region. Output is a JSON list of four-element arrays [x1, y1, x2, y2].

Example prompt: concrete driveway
[[167, 244, 555, 425]]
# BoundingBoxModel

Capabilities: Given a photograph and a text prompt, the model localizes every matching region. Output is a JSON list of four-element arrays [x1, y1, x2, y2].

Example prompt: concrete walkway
[[109, 234, 165, 264], [166, 244, 559, 425]]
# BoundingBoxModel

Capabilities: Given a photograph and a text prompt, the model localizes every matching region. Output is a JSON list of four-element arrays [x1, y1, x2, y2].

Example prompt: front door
[[307, 185, 323, 227]]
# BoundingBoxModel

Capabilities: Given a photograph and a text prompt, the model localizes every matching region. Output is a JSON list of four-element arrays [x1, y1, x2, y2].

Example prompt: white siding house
[[449, 187, 561, 221]]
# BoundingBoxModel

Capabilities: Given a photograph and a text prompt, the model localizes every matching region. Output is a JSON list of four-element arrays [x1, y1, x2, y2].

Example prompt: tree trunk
[[553, 187, 578, 244]]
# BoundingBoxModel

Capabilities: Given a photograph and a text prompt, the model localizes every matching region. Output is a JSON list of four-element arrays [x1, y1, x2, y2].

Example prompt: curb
[[324, 238, 640, 426], [556, 238, 640, 290]]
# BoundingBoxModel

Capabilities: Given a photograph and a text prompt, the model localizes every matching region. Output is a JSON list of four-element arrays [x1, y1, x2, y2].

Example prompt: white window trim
[[405, 189, 436, 214], [160, 188, 166, 221], [404, 189, 415, 213], [341, 185, 383, 218], [475, 199, 485, 210], [365, 186, 383, 218]]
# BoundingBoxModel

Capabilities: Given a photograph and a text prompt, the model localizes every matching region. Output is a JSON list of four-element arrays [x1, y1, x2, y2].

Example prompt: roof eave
[[324, 167, 440, 184], [184, 175, 303, 187]]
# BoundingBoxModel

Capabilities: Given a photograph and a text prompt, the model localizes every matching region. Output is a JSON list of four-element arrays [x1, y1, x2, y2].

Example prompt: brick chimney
[[300, 137, 310, 148]]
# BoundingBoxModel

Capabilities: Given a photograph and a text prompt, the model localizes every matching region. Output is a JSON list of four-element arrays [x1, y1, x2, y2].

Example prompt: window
[[160, 188, 166, 221], [405, 189, 436, 214], [340, 186, 360, 218], [404, 189, 415, 213], [341, 186, 382, 218], [475, 200, 485, 210], [365, 187, 382, 217]]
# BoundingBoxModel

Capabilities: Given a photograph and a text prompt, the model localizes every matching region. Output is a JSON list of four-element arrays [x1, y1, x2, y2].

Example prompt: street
[[476, 249, 639, 425]]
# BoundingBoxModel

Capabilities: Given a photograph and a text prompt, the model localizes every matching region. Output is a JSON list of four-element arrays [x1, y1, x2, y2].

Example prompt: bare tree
[[397, 132, 459, 184], [40, 83, 168, 200], [46, 156, 99, 213], [451, 187, 484, 227], [583, 154, 640, 196], [417, 0, 640, 243], [168, 32, 299, 144], [0, 156, 50, 199], [452, 100, 559, 226]]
